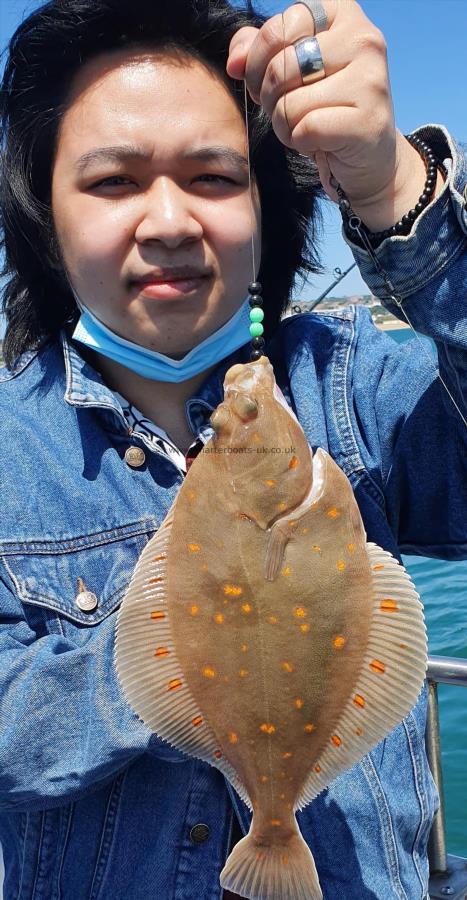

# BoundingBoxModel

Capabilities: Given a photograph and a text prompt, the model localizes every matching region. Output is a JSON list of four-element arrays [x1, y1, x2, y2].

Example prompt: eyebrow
[[74, 144, 249, 173]]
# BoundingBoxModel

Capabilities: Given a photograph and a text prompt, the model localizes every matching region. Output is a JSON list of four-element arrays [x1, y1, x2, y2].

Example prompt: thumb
[[226, 26, 258, 80]]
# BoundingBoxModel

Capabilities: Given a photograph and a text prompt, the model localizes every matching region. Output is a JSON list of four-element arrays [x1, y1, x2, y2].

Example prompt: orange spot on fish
[[154, 647, 169, 658], [304, 724, 316, 733], [314, 764, 321, 773], [288, 455, 298, 469], [327, 507, 341, 518], [265, 479, 277, 487], [239, 669, 249, 678], [214, 749, 223, 759], [380, 598, 399, 612], [336, 560, 346, 571], [276, 502, 287, 511], [268, 615, 278, 624], [355, 727, 364, 736], [300, 623, 311, 633], [331, 734, 342, 746], [333, 635, 346, 650], [214, 613, 225, 624], [282, 854, 289, 865], [229, 732, 238, 744], [190, 605, 199, 616], [192, 716, 203, 727], [153, 555, 167, 562], [239, 513, 251, 520], [282, 565, 292, 576], [302, 527, 309, 534], [188, 543, 200, 552], [270, 819, 281, 827], [188, 490, 196, 501], [287, 520, 298, 528], [294, 607, 307, 618], [202, 666, 216, 678], [150, 611, 166, 620], [370, 659, 386, 675], [148, 576, 164, 584], [279, 793, 286, 800], [295, 698, 303, 709], [353, 694, 366, 708], [252, 432, 262, 444], [399, 642, 408, 649], [347, 543, 356, 553], [223, 584, 243, 596], [372, 564, 384, 570], [241, 644, 248, 652], [168, 679, 182, 691], [242, 603, 252, 614], [282, 752, 293, 759], [311, 545, 321, 553], [260, 723, 276, 734], [281, 661, 294, 673], [259, 775, 269, 783]]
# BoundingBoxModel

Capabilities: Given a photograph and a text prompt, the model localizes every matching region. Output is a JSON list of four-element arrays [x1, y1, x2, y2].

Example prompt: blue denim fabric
[[0, 123, 465, 899]]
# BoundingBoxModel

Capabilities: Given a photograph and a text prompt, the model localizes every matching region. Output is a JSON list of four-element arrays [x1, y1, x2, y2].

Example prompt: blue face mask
[[71, 297, 252, 383]]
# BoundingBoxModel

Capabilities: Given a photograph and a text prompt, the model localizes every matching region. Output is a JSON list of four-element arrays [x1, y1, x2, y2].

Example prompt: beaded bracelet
[[338, 133, 447, 249]]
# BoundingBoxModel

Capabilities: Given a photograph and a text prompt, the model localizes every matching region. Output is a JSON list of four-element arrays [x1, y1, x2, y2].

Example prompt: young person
[[0, 0, 465, 897]]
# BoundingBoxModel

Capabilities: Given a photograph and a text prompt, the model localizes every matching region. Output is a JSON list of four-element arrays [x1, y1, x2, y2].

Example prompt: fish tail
[[220, 828, 322, 900]]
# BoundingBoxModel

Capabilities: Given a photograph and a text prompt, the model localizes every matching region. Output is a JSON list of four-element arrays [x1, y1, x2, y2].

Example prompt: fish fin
[[294, 542, 427, 810], [220, 826, 322, 900], [114, 511, 253, 812], [264, 521, 290, 581]]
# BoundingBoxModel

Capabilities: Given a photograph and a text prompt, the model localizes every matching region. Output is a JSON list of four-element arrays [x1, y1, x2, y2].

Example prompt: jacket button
[[125, 446, 146, 467], [75, 578, 98, 612], [189, 823, 210, 843]]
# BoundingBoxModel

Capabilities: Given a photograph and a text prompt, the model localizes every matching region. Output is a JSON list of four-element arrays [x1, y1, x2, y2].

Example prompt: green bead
[[249, 322, 264, 337], [249, 307, 264, 323]]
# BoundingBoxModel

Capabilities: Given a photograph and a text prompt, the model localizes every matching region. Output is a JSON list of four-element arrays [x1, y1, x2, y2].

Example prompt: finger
[[270, 74, 361, 153], [244, 3, 338, 103], [259, 29, 352, 116], [227, 26, 260, 80]]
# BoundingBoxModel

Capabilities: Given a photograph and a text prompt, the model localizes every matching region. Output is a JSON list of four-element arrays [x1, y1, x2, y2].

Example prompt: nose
[[134, 177, 203, 249]]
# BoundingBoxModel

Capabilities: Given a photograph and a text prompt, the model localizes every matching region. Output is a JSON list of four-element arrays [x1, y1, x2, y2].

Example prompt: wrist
[[349, 132, 445, 233]]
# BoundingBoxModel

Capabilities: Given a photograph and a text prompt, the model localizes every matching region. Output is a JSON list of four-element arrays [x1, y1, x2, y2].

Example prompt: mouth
[[130, 270, 211, 300]]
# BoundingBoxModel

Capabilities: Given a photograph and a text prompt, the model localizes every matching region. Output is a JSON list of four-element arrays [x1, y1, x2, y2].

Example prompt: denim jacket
[[0, 124, 465, 900]]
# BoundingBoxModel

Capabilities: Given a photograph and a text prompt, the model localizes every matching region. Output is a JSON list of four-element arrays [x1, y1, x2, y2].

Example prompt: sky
[[0, 0, 465, 310]]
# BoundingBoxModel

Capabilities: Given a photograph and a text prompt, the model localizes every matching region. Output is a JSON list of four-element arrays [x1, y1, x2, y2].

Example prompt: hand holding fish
[[226, 0, 437, 232]]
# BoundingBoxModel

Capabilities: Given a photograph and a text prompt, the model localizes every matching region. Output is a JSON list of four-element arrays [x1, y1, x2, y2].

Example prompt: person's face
[[51, 48, 261, 357]]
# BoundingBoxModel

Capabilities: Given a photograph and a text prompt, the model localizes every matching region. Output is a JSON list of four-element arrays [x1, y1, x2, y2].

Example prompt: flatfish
[[114, 355, 427, 900]]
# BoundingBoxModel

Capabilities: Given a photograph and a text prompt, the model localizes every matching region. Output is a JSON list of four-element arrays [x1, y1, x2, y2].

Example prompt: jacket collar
[[61, 329, 253, 436]]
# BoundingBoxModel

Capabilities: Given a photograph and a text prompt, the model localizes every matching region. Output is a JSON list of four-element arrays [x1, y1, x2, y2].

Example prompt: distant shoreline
[[376, 319, 410, 331]]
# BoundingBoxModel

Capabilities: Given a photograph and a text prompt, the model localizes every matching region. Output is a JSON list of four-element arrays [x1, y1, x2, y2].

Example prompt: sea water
[[0, 327, 465, 897]]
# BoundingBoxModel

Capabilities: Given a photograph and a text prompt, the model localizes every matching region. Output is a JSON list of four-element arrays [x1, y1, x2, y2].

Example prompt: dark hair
[[0, 0, 324, 368]]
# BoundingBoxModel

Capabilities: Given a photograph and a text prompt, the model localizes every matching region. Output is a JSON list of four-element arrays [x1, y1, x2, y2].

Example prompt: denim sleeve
[[0, 568, 186, 813], [345, 125, 467, 560]]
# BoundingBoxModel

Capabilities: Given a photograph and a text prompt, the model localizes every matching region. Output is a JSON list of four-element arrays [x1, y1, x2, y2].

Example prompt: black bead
[[420, 191, 431, 203], [407, 209, 418, 221], [250, 349, 262, 361], [415, 201, 424, 213], [248, 281, 262, 295], [252, 336, 265, 349], [401, 214, 412, 228], [248, 295, 263, 308]]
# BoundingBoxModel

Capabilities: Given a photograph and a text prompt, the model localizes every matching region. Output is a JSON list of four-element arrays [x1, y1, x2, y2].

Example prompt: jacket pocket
[[1, 519, 156, 629]]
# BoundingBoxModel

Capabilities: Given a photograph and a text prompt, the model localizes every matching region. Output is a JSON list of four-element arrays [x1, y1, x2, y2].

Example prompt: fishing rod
[[291, 261, 357, 314]]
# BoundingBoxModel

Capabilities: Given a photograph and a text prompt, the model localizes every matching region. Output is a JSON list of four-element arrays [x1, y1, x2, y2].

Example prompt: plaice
[[114, 355, 427, 900]]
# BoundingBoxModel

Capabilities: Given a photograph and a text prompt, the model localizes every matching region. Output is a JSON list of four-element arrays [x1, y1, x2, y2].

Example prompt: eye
[[91, 176, 133, 188], [194, 174, 236, 184]]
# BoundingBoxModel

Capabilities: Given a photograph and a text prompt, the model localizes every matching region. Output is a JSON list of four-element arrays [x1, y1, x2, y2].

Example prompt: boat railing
[[426, 655, 467, 899]]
